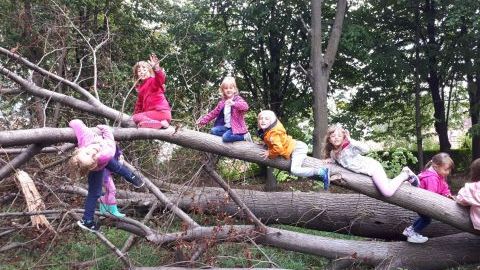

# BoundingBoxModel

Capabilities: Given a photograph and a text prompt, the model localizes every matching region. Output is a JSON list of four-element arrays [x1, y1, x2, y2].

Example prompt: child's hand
[[322, 158, 335, 164], [225, 99, 235, 106], [260, 150, 269, 160], [149, 53, 160, 71]]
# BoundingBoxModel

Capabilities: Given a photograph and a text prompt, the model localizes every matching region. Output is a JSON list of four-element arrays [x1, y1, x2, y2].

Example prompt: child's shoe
[[99, 203, 125, 218], [402, 167, 419, 187], [77, 219, 100, 233], [407, 231, 428, 244], [317, 167, 330, 191], [138, 120, 163, 129], [126, 174, 145, 188], [244, 132, 253, 143], [402, 225, 414, 237]]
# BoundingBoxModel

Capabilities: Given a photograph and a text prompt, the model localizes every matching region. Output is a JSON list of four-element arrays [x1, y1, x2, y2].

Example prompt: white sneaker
[[402, 225, 414, 237], [407, 232, 428, 243]]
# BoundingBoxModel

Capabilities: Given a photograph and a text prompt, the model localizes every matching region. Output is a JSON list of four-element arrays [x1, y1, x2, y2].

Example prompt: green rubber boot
[[108, 204, 125, 218], [99, 203, 109, 215], [99, 203, 125, 218]]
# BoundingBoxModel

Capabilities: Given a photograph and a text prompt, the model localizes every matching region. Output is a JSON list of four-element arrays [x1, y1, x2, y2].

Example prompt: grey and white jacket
[[330, 138, 382, 176]]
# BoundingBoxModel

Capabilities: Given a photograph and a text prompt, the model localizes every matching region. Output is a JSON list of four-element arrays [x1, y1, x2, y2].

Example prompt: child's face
[[258, 113, 273, 130], [329, 129, 345, 148], [137, 64, 152, 80], [434, 164, 452, 178], [222, 83, 236, 99], [77, 145, 100, 168]]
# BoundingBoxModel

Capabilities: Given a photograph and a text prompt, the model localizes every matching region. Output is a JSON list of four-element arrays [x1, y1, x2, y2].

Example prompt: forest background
[[1, 0, 480, 269]]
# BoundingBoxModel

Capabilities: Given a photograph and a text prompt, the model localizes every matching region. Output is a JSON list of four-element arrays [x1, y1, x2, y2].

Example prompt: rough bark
[[0, 127, 477, 235], [61, 185, 460, 240], [125, 223, 480, 270], [310, 0, 347, 157]]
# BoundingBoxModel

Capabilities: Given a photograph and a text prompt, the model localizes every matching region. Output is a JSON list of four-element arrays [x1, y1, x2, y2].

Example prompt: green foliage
[[273, 168, 296, 183], [367, 148, 418, 178]]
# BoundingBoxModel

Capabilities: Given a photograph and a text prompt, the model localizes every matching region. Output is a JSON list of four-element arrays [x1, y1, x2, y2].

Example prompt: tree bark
[[125, 223, 480, 270], [310, 0, 347, 158], [0, 127, 477, 235], [424, 0, 451, 152], [61, 183, 460, 240]]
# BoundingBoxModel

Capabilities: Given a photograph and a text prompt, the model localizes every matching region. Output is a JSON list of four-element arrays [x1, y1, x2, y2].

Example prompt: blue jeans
[[412, 214, 431, 233], [211, 126, 245, 142], [83, 159, 137, 221]]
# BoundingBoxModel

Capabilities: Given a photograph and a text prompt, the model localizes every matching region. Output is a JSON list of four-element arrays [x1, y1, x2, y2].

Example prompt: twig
[[202, 159, 267, 231]]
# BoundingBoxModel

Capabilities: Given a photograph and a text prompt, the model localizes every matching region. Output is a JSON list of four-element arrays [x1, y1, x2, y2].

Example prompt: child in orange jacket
[[257, 110, 330, 190]]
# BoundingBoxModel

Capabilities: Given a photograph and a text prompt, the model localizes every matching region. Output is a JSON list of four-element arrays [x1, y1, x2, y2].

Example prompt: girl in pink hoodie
[[197, 76, 252, 143], [402, 152, 455, 243], [69, 119, 144, 232], [132, 53, 171, 129], [456, 158, 480, 231]]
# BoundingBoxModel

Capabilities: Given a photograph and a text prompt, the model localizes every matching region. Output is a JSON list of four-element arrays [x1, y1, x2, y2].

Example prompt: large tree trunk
[[310, 0, 347, 158], [63, 185, 459, 240], [0, 127, 477, 235], [126, 224, 480, 270], [424, 0, 451, 152]]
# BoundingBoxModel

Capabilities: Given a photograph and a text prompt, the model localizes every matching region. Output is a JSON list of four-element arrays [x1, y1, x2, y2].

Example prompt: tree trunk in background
[[311, 0, 347, 158], [264, 166, 277, 191], [414, 0, 424, 170], [460, 16, 480, 160], [20, 0, 45, 127], [424, 0, 451, 152]]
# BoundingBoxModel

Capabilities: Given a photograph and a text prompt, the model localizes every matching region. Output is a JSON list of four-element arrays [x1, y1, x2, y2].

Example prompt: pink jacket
[[456, 182, 480, 230], [419, 167, 451, 196], [198, 95, 249, 134], [69, 119, 116, 171], [134, 69, 171, 114]]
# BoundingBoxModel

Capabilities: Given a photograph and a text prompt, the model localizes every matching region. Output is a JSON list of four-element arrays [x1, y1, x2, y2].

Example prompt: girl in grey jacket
[[322, 124, 418, 197]]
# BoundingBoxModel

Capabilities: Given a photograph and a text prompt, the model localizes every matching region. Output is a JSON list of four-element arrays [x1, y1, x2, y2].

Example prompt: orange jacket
[[262, 120, 296, 159]]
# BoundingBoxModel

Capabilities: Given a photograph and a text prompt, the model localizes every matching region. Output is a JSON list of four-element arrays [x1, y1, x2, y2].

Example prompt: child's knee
[[381, 190, 395, 197]]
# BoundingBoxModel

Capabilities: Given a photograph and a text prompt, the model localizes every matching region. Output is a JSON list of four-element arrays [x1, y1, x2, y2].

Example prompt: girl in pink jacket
[[402, 152, 455, 243], [456, 158, 480, 231], [197, 76, 252, 143], [69, 119, 144, 232], [132, 53, 171, 129]]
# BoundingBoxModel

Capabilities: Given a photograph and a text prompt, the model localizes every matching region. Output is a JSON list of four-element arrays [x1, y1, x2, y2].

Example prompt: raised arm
[[232, 95, 249, 112]]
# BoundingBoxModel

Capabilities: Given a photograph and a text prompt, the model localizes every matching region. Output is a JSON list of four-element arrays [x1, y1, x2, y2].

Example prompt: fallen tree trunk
[[1, 127, 477, 235], [121, 223, 480, 270], [60, 185, 460, 240]]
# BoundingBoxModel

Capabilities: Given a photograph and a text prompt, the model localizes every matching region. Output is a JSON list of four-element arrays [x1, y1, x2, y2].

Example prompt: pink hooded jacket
[[134, 69, 171, 114], [69, 119, 116, 171], [456, 182, 480, 230], [419, 167, 451, 196], [198, 95, 249, 134]]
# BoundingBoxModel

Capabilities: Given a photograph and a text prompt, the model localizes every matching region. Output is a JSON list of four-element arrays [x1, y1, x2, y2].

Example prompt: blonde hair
[[322, 124, 348, 159], [425, 152, 455, 171], [218, 76, 238, 97], [132, 61, 155, 83], [257, 110, 277, 128], [68, 147, 98, 179]]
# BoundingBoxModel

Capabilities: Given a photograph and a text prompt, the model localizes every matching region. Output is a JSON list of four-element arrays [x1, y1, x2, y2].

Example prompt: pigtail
[[426, 152, 455, 171]]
